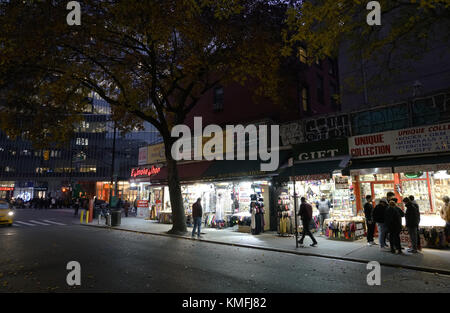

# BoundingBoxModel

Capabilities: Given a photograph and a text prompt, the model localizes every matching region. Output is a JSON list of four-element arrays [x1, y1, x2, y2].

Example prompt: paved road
[[0, 209, 449, 293]]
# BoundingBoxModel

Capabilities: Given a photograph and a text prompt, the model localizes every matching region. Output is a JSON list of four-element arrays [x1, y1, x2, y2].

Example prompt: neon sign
[[131, 166, 161, 178]]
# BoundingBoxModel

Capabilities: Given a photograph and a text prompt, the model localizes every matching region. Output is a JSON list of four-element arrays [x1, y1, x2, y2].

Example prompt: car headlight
[[8, 211, 14, 216]]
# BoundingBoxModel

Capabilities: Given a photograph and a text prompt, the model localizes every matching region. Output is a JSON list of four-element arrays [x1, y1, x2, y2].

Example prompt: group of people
[[364, 192, 421, 254], [296, 191, 450, 252]]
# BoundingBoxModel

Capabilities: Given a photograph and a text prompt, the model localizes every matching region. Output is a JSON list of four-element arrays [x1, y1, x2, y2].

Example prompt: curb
[[81, 223, 450, 276]]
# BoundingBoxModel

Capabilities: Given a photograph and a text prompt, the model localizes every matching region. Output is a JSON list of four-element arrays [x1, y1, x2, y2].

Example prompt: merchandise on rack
[[324, 217, 366, 241], [421, 226, 448, 248]]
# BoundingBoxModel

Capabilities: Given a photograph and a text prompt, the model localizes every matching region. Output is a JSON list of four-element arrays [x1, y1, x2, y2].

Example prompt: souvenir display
[[324, 217, 366, 241]]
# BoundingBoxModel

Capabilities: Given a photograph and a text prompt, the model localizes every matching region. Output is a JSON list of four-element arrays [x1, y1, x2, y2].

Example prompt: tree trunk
[[164, 140, 187, 235]]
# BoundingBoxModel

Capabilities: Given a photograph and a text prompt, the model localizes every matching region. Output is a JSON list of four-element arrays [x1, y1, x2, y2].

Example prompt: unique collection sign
[[349, 123, 450, 159], [130, 166, 161, 178]]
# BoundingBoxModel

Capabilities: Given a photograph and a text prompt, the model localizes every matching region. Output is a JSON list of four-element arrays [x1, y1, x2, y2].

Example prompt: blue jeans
[[192, 217, 201, 237], [377, 223, 388, 247]]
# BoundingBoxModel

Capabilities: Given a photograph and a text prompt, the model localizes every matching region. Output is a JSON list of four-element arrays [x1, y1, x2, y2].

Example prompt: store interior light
[[433, 170, 450, 179]]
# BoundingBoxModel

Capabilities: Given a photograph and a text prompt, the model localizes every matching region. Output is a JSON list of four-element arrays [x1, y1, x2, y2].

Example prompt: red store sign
[[0, 187, 14, 191], [131, 166, 161, 178]]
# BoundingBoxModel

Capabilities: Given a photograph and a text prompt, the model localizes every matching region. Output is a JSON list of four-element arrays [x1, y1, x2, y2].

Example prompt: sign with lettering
[[349, 123, 450, 159], [138, 146, 148, 165], [293, 138, 349, 162], [335, 176, 349, 189], [147, 143, 166, 164], [290, 174, 331, 181], [130, 166, 161, 178]]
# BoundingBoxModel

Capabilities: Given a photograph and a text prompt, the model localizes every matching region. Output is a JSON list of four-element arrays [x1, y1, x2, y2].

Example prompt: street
[[0, 209, 449, 293]]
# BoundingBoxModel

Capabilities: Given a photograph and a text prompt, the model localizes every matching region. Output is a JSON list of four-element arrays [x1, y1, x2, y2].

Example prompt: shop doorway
[[360, 181, 395, 206]]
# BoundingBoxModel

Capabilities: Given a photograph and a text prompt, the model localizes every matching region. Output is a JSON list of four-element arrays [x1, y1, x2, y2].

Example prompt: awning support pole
[[293, 175, 298, 248]]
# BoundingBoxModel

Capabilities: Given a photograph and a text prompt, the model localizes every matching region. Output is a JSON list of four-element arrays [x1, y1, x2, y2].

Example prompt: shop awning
[[347, 153, 450, 174], [200, 150, 292, 181], [278, 159, 348, 180], [149, 161, 212, 184]]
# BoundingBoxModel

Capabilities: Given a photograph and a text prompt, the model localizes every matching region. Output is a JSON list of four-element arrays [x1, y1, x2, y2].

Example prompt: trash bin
[[111, 209, 121, 227]]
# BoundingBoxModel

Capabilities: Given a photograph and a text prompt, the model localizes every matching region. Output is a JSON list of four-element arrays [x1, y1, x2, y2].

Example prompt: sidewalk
[[84, 216, 450, 275]]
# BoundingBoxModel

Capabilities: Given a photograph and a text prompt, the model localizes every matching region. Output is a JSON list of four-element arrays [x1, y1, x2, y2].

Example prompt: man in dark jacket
[[403, 197, 420, 253], [192, 198, 203, 238], [385, 199, 405, 254], [372, 198, 389, 249], [364, 195, 376, 246], [298, 197, 318, 247]]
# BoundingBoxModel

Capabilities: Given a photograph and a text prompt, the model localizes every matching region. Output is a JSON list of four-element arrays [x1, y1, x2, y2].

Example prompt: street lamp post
[[109, 122, 117, 207]]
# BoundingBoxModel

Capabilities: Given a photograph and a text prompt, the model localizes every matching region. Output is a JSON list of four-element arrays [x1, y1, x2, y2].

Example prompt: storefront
[[96, 180, 138, 202], [14, 181, 34, 201], [276, 139, 364, 240], [131, 160, 276, 233], [348, 123, 450, 248], [0, 182, 14, 199]]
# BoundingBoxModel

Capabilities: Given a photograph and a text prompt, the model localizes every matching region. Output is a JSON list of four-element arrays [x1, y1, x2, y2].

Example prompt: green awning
[[278, 160, 346, 179]]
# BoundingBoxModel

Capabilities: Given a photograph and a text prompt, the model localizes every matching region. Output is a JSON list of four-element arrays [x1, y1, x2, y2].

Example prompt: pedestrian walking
[[385, 199, 404, 254], [298, 197, 318, 247], [403, 197, 420, 253], [364, 195, 376, 246], [373, 198, 389, 249], [192, 198, 202, 238], [316, 195, 331, 235], [123, 200, 130, 217]]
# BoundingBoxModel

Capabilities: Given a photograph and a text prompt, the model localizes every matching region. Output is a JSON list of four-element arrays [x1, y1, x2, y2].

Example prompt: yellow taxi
[[0, 200, 14, 226]]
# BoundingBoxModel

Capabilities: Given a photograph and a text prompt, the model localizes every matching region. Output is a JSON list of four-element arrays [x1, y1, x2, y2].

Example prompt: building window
[[300, 85, 309, 112], [328, 58, 336, 76], [317, 75, 324, 104], [80, 166, 97, 173], [76, 138, 89, 146], [213, 87, 224, 111], [299, 47, 307, 64], [330, 82, 338, 108]]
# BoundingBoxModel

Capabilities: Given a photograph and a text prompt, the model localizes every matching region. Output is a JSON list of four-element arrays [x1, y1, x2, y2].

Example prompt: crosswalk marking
[[29, 220, 51, 226], [15, 221, 37, 226], [12, 219, 68, 227], [42, 220, 67, 226]]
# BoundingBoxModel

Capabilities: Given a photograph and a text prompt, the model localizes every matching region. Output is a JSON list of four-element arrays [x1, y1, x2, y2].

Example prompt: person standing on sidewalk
[[298, 197, 318, 247], [364, 195, 376, 246], [373, 198, 389, 249], [192, 198, 203, 239], [440, 196, 450, 240], [316, 195, 331, 235], [385, 199, 404, 254], [74, 198, 80, 217], [403, 197, 420, 253]]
